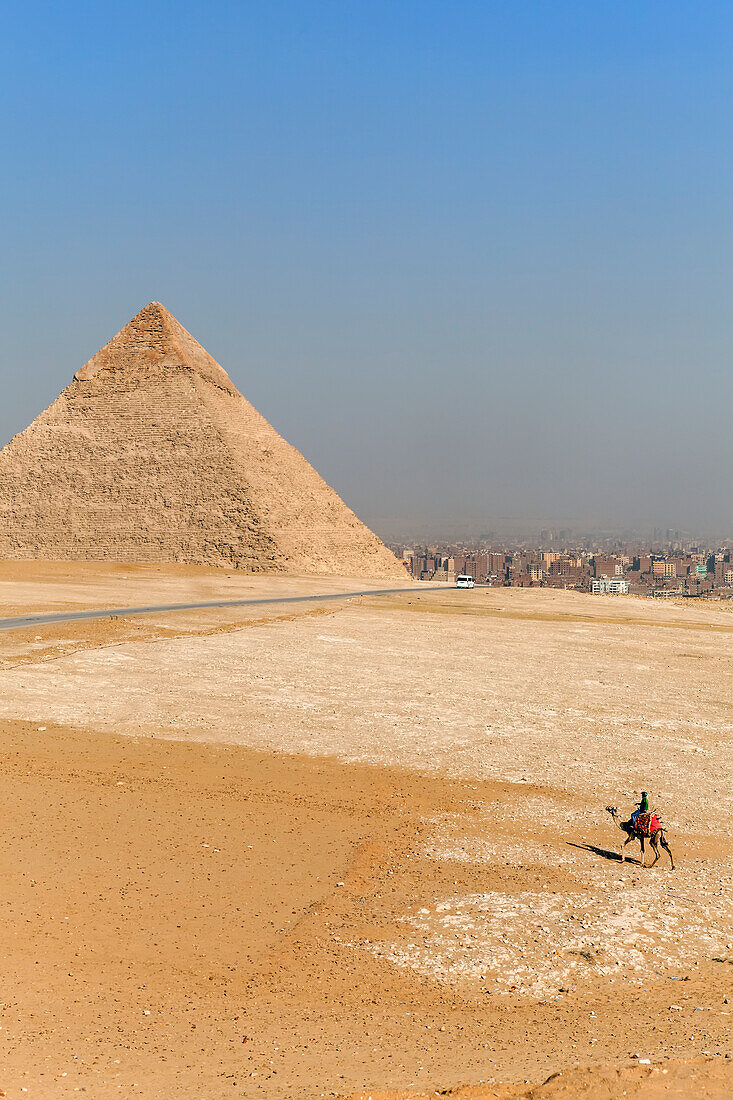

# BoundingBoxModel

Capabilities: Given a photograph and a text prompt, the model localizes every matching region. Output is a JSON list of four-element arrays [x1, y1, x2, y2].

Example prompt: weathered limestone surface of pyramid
[[0, 303, 404, 576]]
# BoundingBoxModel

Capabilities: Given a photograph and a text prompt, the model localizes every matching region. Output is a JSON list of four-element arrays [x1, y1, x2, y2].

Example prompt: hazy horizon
[[2, 3, 732, 535], [367, 516, 731, 547]]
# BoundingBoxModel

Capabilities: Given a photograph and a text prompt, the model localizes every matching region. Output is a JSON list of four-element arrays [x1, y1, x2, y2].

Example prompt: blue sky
[[2, 2, 732, 537]]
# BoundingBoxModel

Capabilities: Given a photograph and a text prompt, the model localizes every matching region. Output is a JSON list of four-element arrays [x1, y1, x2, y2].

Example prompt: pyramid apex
[[120, 300, 179, 331], [138, 300, 171, 317], [74, 302, 237, 394]]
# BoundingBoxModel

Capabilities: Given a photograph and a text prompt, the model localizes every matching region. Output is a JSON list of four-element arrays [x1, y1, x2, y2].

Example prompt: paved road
[[0, 585, 445, 632]]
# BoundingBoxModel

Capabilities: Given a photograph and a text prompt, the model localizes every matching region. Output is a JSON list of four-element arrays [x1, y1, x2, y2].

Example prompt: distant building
[[593, 556, 623, 577], [591, 576, 629, 594]]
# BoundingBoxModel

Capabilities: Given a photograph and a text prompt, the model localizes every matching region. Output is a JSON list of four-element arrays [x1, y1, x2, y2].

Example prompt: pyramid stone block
[[0, 303, 404, 577]]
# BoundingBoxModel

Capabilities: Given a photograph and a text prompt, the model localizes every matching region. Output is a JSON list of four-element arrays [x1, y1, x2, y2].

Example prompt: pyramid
[[0, 302, 404, 577]]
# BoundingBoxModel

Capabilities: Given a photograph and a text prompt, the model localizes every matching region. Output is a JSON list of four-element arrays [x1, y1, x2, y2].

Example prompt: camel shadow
[[567, 841, 642, 866]]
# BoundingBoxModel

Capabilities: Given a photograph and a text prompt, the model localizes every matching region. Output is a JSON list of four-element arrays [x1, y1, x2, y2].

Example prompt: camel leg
[[620, 835, 635, 863], [649, 835, 661, 867], [639, 836, 646, 868], [660, 834, 675, 870]]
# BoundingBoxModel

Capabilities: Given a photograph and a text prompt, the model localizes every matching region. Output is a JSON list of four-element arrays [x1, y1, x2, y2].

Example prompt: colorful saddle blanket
[[633, 812, 661, 837]]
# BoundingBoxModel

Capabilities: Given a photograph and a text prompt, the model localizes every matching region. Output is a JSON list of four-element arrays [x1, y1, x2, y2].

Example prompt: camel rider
[[629, 790, 650, 829]]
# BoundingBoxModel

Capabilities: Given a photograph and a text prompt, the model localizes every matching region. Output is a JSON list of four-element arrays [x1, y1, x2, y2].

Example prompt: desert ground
[[0, 563, 731, 1098]]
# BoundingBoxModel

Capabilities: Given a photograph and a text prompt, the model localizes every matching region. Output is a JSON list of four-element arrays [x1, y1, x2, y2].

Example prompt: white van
[[455, 574, 475, 589]]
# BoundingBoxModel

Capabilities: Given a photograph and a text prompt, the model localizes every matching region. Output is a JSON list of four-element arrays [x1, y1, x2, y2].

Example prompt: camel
[[606, 807, 675, 869]]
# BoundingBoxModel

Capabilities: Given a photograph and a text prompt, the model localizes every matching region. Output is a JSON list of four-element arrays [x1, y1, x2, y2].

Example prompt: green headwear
[[640, 791, 649, 812]]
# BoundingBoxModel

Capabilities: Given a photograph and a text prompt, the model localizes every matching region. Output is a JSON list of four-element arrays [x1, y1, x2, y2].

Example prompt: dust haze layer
[[0, 303, 404, 578]]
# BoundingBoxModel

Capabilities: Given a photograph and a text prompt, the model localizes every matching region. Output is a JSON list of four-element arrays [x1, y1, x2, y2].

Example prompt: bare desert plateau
[[0, 563, 731, 1097]]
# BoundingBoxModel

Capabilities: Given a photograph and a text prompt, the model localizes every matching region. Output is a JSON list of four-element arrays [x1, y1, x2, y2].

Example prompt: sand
[[0, 565, 731, 1097]]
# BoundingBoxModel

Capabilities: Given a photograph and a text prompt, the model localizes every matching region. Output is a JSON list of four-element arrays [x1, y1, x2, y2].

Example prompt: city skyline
[[397, 539, 733, 599]]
